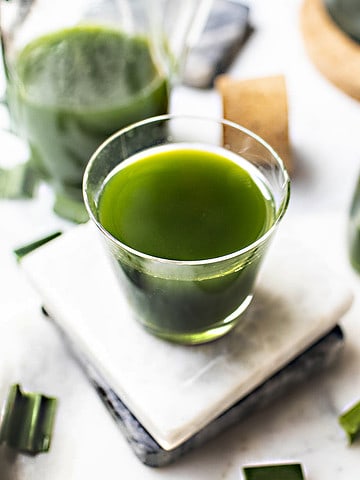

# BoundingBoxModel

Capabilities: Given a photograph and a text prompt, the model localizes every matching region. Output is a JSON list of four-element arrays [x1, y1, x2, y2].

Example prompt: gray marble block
[[50, 315, 343, 468], [183, 0, 252, 88]]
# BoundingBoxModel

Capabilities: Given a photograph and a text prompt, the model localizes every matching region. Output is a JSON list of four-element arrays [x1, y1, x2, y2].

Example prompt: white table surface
[[1, 0, 360, 478]]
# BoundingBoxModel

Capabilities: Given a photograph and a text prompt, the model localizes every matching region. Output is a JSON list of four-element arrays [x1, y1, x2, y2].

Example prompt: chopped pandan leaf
[[243, 463, 305, 480], [0, 163, 39, 198], [0, 384, 57, 455], [339, 400, 360, 444], [13, 231, 62, 261], [53, 193, 89, 223]]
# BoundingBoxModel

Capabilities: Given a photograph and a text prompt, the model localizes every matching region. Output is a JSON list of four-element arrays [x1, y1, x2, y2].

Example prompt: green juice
[[98, 145, 276, 343], [6, 25, 169, 219], [99, 146, 274, 260]]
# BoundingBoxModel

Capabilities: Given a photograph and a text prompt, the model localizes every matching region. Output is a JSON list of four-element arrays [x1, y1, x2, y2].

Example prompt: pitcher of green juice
[[0, 0, 211, 221]]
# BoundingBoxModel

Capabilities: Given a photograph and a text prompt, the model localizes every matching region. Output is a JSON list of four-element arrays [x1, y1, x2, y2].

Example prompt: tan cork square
[[215, 74, 293, 174]]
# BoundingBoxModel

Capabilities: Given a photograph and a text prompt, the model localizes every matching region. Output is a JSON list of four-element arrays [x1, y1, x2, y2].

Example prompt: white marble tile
[[20, 216, 353, 451]]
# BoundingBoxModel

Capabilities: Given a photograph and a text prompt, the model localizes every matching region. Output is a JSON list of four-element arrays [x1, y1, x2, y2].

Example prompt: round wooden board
[[300, 0, 360, 101]]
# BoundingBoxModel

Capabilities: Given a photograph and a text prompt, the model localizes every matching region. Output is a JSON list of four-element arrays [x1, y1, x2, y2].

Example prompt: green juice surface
[[7, 25, 169, 204], [99, 145, 275, 261]]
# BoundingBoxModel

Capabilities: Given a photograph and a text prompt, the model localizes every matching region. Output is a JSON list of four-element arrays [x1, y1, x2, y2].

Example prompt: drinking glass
[[83, 114, 290, 345]]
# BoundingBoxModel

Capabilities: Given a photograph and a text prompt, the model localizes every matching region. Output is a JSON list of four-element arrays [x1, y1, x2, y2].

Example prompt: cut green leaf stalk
[[339, 399, 360, 444], [13, 231, 62, 261], [0, 163, 39, 198], [0, 384, 57, 454], [53, 193, 89, 223], [242, 463, 305, 480]]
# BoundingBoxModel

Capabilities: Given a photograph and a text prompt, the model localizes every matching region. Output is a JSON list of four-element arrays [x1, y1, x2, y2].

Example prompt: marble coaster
[[21, 221, 353, 452]]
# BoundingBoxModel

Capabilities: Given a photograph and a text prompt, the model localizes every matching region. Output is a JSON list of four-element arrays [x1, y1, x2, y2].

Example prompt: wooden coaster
[[300, 0, 360, 101], [215, 74, 293, 174]]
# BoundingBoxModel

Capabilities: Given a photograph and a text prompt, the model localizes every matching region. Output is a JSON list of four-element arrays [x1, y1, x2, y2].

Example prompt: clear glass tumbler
[[83, 114, 290, 345]]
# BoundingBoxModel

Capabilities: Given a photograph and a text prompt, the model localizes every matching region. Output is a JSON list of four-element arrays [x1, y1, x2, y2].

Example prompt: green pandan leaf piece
[[242, 463, 305, 480], [0, 163, 39, 198], [0, 384, 57, 454], [13, 231, 62, 261], [339, 399, 360, 444], [53, 192, 89, 224]]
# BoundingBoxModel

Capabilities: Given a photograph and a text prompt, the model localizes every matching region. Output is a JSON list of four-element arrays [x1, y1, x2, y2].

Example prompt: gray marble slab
[[51, 318, 344, 467], [183, 0, 252, 88]]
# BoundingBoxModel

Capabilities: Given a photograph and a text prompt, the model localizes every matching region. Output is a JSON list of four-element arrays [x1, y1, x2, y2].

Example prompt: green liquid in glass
[[98, 145, 276, 344], [6, 25, 169, 216], [99, 146, 274, 260]]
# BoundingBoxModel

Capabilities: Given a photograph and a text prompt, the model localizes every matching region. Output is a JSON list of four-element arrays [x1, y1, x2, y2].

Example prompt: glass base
[[143, 295, 253, 345], [53, 192, 89, 223]]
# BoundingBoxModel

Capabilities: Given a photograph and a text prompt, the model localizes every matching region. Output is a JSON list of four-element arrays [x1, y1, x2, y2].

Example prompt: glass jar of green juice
[[0, 0, 209, 221]]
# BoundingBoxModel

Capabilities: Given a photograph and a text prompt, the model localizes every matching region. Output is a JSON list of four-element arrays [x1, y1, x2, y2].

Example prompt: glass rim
[[83, 113, 291, 267]]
